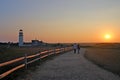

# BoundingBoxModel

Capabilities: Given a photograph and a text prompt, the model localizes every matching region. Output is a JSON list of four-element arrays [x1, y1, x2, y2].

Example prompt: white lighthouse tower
[[19, 29, 24, 46]]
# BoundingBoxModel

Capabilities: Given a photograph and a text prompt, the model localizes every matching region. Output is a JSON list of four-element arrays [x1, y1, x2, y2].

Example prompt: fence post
[[61, 47, 63, 53], [39, 51, 41, 61], [48, 48, 50, 56], [60, 48, 61, 53], [54, 48, 56, 55], [64, 47, 65, 52], [59, 48, 61, 54], [24, 53, 27, 69]]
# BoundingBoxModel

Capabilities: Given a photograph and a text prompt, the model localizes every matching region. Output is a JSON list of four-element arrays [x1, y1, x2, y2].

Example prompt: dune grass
[[85, 47, 120, 75], [0, 46, 53, 63]]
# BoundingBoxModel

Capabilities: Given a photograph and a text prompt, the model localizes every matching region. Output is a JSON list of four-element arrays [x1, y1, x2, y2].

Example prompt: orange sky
[[0, 0, 120, 43]]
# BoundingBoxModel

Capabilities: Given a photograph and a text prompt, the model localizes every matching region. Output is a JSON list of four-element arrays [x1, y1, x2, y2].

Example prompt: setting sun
[[104, 34, 111, 39]]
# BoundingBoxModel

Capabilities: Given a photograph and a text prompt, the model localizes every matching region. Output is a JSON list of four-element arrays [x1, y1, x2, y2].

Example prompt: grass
[[0, 46, 54, 63], [85, 46, 120, 75]]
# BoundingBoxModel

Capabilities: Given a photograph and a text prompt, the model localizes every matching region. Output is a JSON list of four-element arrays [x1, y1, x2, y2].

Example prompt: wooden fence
[[0, 47, 72, 79]]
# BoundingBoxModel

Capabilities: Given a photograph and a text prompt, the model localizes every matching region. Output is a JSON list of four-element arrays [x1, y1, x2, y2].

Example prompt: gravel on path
[[16, 48, 120, 80]]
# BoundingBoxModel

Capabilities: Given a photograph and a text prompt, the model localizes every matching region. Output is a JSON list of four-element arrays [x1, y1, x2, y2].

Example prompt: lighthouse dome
[[19, 29, 23, 31]]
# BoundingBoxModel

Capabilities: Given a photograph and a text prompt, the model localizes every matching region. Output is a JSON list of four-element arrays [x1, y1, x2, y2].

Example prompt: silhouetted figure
[[77, 44, 80, 54], [73, 43, 77, 53]]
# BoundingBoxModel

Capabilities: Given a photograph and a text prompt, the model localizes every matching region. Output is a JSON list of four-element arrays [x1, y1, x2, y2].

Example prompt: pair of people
[[73, 43, 80, 54]]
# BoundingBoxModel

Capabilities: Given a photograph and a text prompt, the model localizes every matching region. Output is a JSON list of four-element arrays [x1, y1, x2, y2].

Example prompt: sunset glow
[[104, 34, 111, 40], [0, 1, 120, 43]]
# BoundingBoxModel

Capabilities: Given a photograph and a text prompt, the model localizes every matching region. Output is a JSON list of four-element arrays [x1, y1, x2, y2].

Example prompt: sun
[[104, 34, 111, 39]]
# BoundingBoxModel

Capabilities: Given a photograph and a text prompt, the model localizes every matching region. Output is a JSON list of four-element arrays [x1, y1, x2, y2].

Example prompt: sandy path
[[17, 48, 120, 80]]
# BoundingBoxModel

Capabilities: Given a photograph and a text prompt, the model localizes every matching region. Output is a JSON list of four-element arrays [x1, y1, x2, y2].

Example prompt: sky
[[0, 0, 120, 43]]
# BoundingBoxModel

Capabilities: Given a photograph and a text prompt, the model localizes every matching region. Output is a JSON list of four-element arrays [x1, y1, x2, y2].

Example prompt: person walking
[[73, 43, 77, 53], [77, 44, 80, 54]]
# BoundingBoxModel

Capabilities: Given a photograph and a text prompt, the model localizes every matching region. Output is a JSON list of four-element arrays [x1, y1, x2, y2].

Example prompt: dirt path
[[17, 48, 120, 80]]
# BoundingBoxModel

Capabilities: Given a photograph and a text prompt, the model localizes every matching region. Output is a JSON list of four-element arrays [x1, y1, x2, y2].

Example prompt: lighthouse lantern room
[[19, 29, 23, 46]]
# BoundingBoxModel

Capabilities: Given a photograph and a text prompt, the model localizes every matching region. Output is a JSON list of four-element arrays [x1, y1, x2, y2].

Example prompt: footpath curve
[[17, 48, 120, 80]]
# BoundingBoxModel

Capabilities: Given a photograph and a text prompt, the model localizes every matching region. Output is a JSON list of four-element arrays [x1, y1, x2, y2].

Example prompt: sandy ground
[[16, 48, 120, 80]]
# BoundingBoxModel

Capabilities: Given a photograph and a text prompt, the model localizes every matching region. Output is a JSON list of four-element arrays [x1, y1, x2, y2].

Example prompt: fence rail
[[0, 47, 72, 79]]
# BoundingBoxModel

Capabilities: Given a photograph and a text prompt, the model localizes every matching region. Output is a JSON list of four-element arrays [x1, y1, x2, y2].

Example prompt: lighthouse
[[19, 29, 24, 46]]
